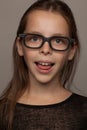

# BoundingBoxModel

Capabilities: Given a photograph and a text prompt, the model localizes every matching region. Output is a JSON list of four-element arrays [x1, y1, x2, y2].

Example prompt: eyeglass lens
[[21, 34, 72, 51]]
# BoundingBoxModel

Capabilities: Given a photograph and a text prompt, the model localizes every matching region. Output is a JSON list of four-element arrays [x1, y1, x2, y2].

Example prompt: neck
[[27, 76, 62, 96], [18, 75, 72, 105]]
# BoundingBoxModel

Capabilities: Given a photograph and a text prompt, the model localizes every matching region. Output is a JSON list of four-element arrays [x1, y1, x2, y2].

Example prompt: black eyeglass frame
[[18, 33, 75, 51]]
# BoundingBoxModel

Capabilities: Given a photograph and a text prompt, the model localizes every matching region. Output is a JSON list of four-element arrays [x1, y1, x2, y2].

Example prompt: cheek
[[23, 51, 31, 63], [55, 53, 69, 70], [22, 49, 36, 66], [56, 52, 68, 63]]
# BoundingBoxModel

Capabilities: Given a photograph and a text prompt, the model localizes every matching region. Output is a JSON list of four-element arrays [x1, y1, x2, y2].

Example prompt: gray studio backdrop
[[0, 0, 87, 96]]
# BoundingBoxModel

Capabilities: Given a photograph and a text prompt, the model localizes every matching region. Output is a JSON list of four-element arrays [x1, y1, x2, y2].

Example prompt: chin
[[35, 75, 56, 85]]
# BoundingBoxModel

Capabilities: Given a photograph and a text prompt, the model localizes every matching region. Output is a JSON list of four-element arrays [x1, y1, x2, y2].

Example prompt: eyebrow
[[24, 31, 68, 37]]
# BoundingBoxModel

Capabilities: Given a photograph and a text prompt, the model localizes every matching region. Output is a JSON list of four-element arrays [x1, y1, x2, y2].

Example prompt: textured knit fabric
[[12, 93, 87, 130]]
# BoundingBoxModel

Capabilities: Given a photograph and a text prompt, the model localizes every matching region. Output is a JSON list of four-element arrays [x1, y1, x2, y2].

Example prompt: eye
[[52, 37, 63, 44], [55, 38, 61, 44], [25, 35, 40, 43], [53, 37, 68, 45], [32, 36, 40, 42]]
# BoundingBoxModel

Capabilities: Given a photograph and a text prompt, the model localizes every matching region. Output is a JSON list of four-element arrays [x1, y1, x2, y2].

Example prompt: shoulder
[[0, 99, 10, 115], [71, 93, 87, 108], [72, 93, 87, 101]]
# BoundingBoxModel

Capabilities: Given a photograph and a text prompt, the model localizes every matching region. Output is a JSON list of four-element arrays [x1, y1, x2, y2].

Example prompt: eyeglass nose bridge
[[41, 36, 53, 49]]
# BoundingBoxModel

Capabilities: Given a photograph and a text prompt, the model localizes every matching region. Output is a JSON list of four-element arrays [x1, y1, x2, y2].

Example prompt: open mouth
[[35, 62, 54, 67], [35, 61, 55, 72]]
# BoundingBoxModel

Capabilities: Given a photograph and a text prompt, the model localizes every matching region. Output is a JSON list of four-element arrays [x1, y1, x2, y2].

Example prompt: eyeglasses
[[18, 33, 75, 51]]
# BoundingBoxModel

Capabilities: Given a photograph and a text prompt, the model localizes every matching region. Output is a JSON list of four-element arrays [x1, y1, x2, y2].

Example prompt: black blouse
[[12, 93, 87, 130]]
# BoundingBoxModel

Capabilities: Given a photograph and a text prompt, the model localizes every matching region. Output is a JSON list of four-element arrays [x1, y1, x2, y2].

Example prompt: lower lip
[[35, 63, 54, 74]]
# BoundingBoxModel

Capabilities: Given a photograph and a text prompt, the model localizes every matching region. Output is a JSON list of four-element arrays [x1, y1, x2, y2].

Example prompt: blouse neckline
[[16, 93, 76, 108]]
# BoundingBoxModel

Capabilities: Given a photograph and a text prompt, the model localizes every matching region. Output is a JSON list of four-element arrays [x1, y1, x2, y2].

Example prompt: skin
[[17, 10, 76, 105]]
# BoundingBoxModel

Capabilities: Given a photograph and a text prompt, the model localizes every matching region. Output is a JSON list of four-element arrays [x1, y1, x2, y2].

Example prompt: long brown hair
[[0, 0, 80, 129]]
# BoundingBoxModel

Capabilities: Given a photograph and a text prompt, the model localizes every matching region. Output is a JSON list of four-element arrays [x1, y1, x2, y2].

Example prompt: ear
[[16, 38, 24, 56], [68, 44, 77, 60]]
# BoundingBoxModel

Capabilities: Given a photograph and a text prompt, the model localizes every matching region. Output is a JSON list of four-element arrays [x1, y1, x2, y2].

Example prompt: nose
[[39, 42, 52, 55]]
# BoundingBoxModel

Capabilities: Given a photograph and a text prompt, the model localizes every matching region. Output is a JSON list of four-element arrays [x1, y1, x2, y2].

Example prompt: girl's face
[[17, 10, 75, 85]]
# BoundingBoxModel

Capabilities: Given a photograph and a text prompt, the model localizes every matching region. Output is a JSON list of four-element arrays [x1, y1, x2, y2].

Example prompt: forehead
[[25, 10, 69, 36]]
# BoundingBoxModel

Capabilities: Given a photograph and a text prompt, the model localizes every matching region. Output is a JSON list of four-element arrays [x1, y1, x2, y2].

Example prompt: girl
[[0, 0, 87, 130]]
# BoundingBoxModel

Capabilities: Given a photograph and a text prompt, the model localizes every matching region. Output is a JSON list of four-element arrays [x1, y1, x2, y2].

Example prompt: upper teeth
[[39, 62, 51, 66]]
